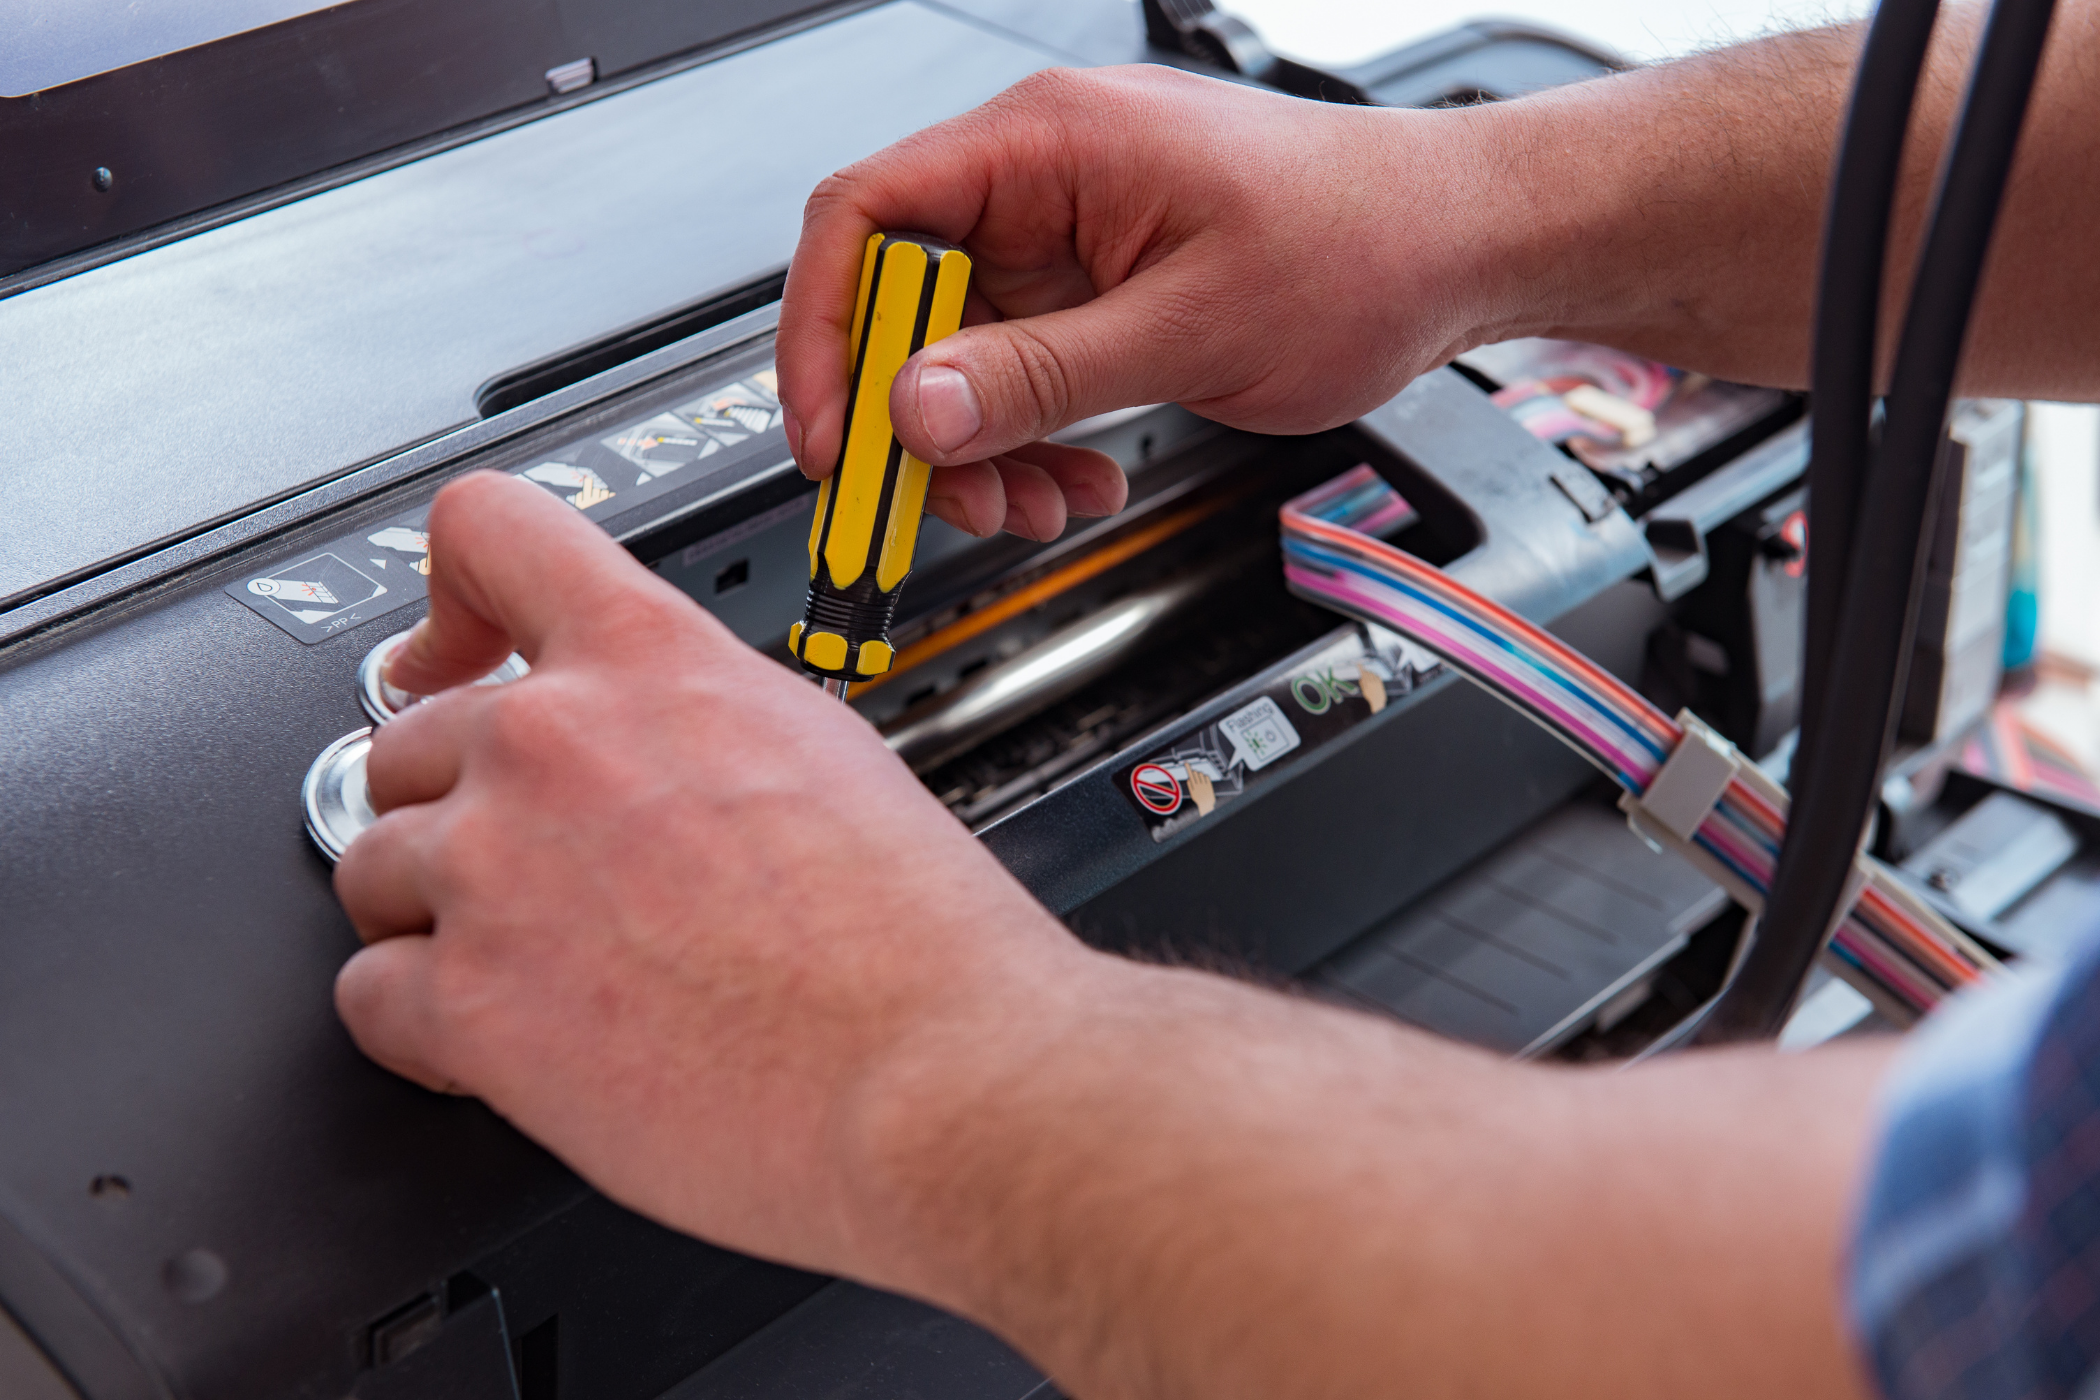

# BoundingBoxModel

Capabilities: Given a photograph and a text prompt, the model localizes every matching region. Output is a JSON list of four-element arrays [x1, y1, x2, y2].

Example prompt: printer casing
[[0, 5, 1838, 1397]]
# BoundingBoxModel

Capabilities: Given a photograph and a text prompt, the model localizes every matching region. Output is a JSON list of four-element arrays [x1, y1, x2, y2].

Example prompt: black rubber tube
[[1704, 0, 2058, 1038], [1796, 0, 1943, 791], [1692, 0, 1940, 1043]]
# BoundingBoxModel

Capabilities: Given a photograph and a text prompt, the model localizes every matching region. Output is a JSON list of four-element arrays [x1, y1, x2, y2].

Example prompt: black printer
[[0, 2, 2036, 1397]]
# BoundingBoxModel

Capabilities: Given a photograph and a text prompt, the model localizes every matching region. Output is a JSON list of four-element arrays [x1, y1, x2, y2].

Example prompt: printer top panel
[[0, 0, 1058, 610], [5, 0, 338, 96]]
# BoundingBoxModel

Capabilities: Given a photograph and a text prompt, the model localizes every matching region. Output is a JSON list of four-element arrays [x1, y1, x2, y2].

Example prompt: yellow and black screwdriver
[[788, 231, 972, 701]]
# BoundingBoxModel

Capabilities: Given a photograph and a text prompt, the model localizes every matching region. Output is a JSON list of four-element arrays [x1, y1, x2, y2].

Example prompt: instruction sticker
[[604, 412, 717, 477], [246, 553, 386, 624], [225, 364, 793, 643], [1216, 697, 1299, 771], [672, 375, 784, 444], [522, 462, 618, 509], [227, 506, 436, 642], [1117, 624, 1443, 842]]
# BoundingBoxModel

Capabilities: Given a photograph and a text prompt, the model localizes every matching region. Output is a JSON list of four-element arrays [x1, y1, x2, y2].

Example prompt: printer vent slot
[[476, 269, 786, 418], [518, 1314, 559, 1400]]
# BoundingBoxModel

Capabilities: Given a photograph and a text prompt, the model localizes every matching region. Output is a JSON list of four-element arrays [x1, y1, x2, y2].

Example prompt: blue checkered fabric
[[1852, 941, 2100, 1400]]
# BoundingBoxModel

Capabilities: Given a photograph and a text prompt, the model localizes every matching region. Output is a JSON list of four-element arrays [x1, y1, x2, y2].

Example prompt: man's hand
[[781, 6, 2100, 529], [776, 65, 1518, 541], [335, 482, 1885, 1400], [317, 29, 2084, 1391], [337, 471, 1092, 1279]]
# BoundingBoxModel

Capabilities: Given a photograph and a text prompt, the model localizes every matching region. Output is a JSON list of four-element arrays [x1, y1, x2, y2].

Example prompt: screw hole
[[90, 1174, 130, 1199], [163, 1248, 228, 1303]]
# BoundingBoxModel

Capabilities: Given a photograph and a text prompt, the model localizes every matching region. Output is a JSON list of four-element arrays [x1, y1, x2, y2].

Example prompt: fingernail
[[915, 365, 982, 455], [782, 403, 805, 463], [382, 621, 429, 691], [1067, 483, 1109, 516]]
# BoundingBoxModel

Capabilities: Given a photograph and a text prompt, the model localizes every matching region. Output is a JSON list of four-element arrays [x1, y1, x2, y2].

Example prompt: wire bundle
[[1489, 344, 1680, 448], [1281, 465, 1995, 1018]]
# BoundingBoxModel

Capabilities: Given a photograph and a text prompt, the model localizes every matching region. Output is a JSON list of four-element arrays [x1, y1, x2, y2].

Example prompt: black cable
[[1703, 0, 2058, 1039], [1796, 0, 1943, 786], [1693, 0, 1940, 1043]]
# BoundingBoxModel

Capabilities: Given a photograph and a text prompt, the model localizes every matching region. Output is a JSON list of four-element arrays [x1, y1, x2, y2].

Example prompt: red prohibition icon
[[1130, 762, 1183, 815]]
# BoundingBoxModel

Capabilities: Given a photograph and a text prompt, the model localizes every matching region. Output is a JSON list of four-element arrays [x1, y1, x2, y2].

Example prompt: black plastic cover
[[0, 0, 837, 278]]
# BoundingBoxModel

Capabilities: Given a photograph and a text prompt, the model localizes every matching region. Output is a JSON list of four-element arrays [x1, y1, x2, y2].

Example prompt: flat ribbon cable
[[1281, 465, 1997, 1025]]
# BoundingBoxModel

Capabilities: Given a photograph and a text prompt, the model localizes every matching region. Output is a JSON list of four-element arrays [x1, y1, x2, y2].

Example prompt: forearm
[[844, 954, 1895, 1400], [1457, 0, 2100, 398]]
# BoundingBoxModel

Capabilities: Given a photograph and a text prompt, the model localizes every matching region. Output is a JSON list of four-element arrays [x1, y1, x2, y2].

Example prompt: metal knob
[[357, 627, 529, 725]]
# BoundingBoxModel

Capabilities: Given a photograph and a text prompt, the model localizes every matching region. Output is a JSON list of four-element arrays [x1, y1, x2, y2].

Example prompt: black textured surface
[[0, 6, 1059, 614], [0, 1299, 79, 1400], [666, 1284, 1047, 1400], [353, 1291, 516, 1400], [0, 345, 838, 1398], [1314, 799, 1726, 1055], [466, 1194, 826, 1400], [0, 575, 588, 1400]]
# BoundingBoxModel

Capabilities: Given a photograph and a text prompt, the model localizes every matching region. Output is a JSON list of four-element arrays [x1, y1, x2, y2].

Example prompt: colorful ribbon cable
[[1281, 465, 1995, 1018]]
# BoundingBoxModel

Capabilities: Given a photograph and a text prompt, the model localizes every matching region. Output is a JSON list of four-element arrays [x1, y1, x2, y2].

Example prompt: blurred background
[[1237, 0, 1868, 64]]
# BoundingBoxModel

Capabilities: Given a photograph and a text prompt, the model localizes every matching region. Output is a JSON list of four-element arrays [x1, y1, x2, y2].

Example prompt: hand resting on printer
[[331, 13, 2100, 1396], [333, 471, 1887, 1400]]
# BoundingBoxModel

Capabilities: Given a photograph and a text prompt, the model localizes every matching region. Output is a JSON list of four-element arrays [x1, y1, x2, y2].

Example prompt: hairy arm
[[852, 960, 1894, 1400], [339, 23, 2082, 1390], [777, 1, 2100, 539], [1475, 2, 2100, 396], [344, 475, 1893, 1400]]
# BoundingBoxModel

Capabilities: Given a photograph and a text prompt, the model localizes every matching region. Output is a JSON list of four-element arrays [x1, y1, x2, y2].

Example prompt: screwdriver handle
[[788, 231, 972, 687]]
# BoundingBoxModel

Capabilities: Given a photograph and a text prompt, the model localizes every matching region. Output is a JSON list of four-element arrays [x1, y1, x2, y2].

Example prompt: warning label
[[1117, 625, 1442, 842], [1129, 763, 1184, 815]]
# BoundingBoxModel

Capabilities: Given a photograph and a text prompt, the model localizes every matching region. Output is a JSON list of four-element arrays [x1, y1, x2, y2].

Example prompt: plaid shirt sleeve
[[1850, 938, 2100, 1400]]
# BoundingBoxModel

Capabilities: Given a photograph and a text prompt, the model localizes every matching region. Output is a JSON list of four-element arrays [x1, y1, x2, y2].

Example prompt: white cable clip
[[1617, 711, 1878, 925], [1618, 711, 1773, 916], [1632, 713, 1740, 842], [1617, 711, 1963, 1027]]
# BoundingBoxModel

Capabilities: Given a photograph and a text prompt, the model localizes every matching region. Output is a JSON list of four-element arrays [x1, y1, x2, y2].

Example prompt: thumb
[[888, 273, 1229, 466], [383, 471, 672, 696]]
